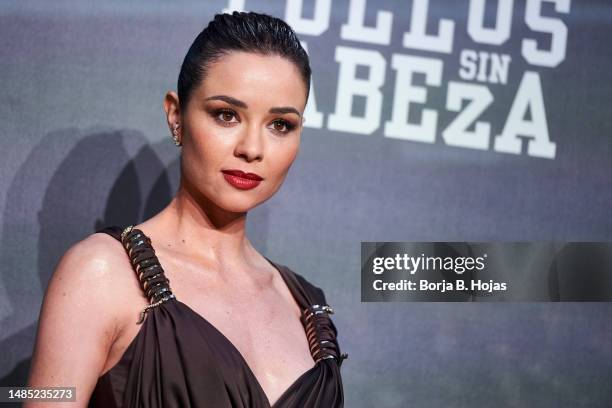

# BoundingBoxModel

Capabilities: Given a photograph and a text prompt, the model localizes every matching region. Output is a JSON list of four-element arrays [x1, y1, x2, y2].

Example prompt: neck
[[151, 178, 255, 269]]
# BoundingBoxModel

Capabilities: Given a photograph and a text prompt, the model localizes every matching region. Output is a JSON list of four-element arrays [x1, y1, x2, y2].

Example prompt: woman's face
[[179, 51, 307, 214]]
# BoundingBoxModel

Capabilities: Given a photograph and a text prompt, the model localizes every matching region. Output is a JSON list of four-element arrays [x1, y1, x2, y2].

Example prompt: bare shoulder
[[26, 232, 145, 405], [273, 261, 329, 305], [51, 232, 143, 309], [58, 232, 127, 273], [52, 231, 148, 333]]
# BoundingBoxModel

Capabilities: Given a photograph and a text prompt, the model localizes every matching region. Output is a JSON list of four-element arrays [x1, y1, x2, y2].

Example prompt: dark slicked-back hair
[[177, 11, 311, 110]]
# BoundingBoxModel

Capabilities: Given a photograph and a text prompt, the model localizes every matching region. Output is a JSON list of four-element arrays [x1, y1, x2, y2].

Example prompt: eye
[[270, 119, 296, 135], [213, 109, 239, 126]]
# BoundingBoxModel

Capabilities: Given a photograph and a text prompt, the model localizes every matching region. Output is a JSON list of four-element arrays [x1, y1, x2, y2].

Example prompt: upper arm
[[25, 233, 130, 407]]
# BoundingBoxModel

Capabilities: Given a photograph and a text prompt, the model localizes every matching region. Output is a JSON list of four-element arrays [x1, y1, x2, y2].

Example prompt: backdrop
[[1, 0, 611, 406]]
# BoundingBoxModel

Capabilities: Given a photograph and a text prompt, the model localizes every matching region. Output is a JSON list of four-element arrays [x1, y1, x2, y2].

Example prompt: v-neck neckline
[[168, 257, 318, 407], [104, 225, 321, 406]]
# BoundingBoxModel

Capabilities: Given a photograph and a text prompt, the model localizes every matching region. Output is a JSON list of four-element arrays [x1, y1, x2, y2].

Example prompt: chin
[[215, 191, 270, 213]]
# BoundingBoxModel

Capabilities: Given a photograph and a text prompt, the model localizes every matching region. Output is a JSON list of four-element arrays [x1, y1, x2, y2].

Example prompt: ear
[[163, 91, 181, 131]]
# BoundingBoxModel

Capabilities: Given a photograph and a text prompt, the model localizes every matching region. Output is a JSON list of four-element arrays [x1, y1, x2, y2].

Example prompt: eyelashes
[[210, 108, 296, 135], [213, 109, 238, 127]]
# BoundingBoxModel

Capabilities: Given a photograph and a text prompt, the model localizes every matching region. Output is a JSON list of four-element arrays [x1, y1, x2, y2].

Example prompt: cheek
[[180, 144, 217, 188], [185, 131, 232, 170]]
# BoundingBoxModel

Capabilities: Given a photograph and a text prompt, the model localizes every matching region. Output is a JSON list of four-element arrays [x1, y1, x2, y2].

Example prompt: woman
[[26, 11, 347, 408]]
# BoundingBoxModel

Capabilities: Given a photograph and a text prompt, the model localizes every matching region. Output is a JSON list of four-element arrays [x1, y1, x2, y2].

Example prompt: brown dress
[[88, 226, 347, 407]]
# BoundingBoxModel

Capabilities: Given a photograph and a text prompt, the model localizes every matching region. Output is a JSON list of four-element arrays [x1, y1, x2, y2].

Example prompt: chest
[[167, 269, 317, 402]]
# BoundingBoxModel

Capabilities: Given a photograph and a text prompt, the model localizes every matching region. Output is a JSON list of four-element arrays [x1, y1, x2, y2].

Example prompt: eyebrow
[[204, 95, 302, 118]]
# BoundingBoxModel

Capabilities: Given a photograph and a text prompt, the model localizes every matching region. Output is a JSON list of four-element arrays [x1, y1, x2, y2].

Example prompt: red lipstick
[[221, 169, 263, 190]]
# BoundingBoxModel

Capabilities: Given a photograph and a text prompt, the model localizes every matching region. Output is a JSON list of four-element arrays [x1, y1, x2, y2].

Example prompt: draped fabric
[[88, 226, 346, 408]]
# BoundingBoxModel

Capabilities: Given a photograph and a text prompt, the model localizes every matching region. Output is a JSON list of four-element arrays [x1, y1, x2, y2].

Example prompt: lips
[[221, 169, 263, 181], [221, 169, 263, 190]]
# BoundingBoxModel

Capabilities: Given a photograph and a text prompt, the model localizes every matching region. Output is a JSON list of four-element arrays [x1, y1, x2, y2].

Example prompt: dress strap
[[301, 304, 348, 367], [96, 225, 176, 324], [279, 266, 349, 367]]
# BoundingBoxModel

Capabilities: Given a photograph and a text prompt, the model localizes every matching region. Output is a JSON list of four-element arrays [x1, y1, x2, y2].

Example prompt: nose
[[234, 122, 264, 162]]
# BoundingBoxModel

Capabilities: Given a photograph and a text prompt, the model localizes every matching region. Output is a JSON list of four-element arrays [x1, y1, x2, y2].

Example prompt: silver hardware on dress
[[137, 294, 176, 324], [300, 304, 345, 364], [120, 225, 134, 242], [120, 225, 176, 324]]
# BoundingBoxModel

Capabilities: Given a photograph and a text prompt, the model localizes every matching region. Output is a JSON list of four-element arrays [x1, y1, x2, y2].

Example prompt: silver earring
[[171, 123, 181, 146]]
